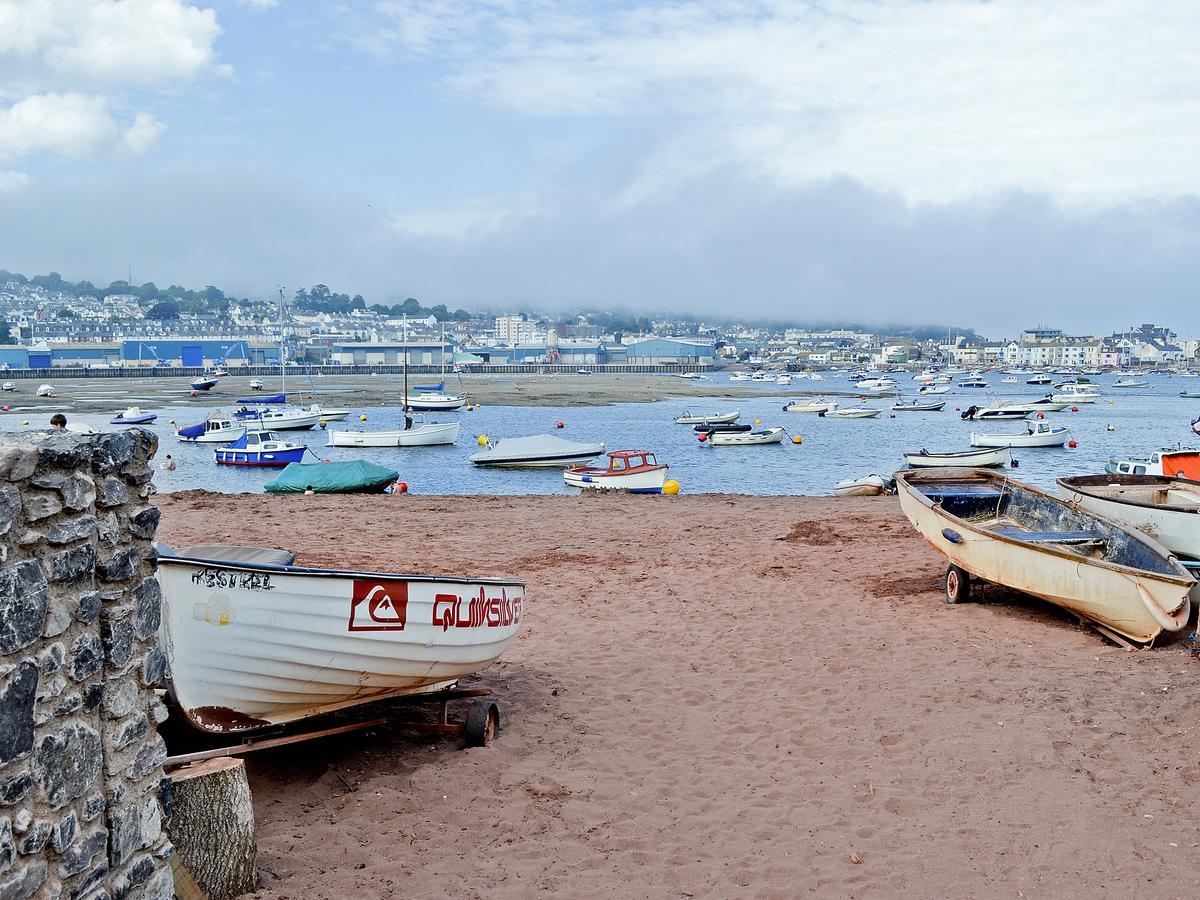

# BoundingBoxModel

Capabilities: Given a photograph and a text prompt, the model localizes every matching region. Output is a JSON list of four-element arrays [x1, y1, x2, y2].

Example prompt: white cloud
[[0, 169, 28, 192], [0, 93, 164, 161], [238, 0, 278, 8], [359, 0, 1200, 203]]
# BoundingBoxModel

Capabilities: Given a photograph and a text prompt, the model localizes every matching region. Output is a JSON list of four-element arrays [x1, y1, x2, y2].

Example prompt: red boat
[[563, 450, 669, 493]]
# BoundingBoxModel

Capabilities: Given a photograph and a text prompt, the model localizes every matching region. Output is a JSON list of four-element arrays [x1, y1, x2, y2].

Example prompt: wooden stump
[[167, 757, 258, 899]]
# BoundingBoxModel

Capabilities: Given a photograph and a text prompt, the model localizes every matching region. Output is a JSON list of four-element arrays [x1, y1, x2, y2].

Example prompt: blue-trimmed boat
[[214, 430, 308, 467]]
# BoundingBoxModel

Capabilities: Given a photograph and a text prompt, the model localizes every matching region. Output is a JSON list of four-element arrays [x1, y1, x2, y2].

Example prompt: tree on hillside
[[147, 300, 181, 319], [0, 322, 15, 344]]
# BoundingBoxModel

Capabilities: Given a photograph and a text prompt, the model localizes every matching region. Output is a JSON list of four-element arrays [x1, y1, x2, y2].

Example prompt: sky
[[1, 0, 1199, 336]]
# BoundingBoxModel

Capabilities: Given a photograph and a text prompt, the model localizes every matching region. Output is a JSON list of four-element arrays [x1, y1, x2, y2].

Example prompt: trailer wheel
[[464, 700, 500, 748], [945, 566, 971, 604]]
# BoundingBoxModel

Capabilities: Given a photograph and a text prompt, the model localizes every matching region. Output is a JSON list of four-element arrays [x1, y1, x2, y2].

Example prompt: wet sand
[[156, 492, 1200, 898]]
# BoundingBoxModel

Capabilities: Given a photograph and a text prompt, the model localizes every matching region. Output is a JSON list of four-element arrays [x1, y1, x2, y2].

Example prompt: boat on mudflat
[[833, 474, 893, 496], [564, 450, 668, 493], [264, 460, 400, 494], [902, 447, 1011, 468], [110, 407, 157, 426], [190, 376, 218, 392], [156, 543, 525, 734], [895, 467, 1193, 644]]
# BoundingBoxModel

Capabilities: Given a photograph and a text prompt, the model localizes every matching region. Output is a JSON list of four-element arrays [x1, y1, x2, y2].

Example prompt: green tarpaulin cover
[[264, 460, 400, 494]]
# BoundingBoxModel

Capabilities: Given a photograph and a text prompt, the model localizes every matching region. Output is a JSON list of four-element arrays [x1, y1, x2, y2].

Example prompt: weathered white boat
[[156, 544, 525, 733], [403, 390, 467, 411], [705, 426, 786, 446], [833, 474, 893, 496], [919, 384, 951, 395], [1051, 384, 1100, 403], [971, 421, 1069, 448], [36, 384, 55, 398], [327, 419, 460, 447], [902, 447, 1011, 468], [176, 415, 244, 443], [1112, 378, 1149, 388], [1106, 450, 1200, 479], [783, 397, 837, 413], [822, 407, 881, 419], [674, 409, 740, 425], [470, 434, 604, 467], [893, 399, 946, 412], [235, 403, 324, 430], [895, 468, 1193, 644], [564, 450, 668, 493]]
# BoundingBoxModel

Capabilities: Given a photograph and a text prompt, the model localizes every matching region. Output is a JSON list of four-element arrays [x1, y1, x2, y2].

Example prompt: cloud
[[0, 169, 28, 192], [0, 93, 165, 161], [238, 0, 279, 8], [355, 0, 1200, 204]]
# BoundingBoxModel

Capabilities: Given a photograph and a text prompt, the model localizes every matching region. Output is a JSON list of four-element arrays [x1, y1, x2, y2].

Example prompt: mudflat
[[156, 492, 1200, 898]]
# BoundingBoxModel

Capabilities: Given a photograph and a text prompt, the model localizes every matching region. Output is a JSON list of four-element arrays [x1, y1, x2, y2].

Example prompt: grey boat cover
[[469, 434, 605, 465], [155, 542, 297, 567]]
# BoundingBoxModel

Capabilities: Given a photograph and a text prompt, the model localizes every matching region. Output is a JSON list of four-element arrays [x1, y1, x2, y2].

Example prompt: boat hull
[[970, 429, 1068, 448], [177, 429, 243, 443], [1058, 476, 1200, 563], [158, 557, 524, 733], [903, 448, 1010, 468], [896, 469, 1192, 643], [563, 466, 667, 493], [674, 411, 740, 425], [708, 427, 786, 446], [327, 422, 460, 447], [404, 394, 466, 411], [214, 447, 307, 467]]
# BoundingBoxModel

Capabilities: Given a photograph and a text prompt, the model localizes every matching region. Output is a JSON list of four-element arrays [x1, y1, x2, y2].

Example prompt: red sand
[[157, 492, 1200, 898]]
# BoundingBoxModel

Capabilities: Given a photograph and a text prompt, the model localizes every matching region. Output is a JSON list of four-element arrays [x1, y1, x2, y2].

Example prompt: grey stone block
[[44, 543, 96, 584], [31, 722, 102, 810], [22, 492, 62, 522], [0, 662, 37, 765], [100, 616, 133, 669], [76, 591, 102, 625], [89, 432, 136, 475], [0, 447, 37, 482], [16, 820, 49, 856], [0, 562, 49, 653], [0, 859, 45, 899], [130, 579, 161, 641], [0, 486, 19, 536], [45, 515, 96, 545], [95, 476, 129, 508], [131, 737, 166, 781], [36, 643, 64, 675], [56, 825, 106, 876], [0, 773, 31, 806], [141, 648, 166, 687], [0, 817, 13, 873], [50, 810, 76, 854], [126, 507, 159, 541], [97, 549, 139, 583], [68, 634, 103, 683]]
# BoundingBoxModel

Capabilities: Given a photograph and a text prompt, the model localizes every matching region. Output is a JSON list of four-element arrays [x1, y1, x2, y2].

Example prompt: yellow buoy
[[359, 414, 368, 421], [754, 418, 762, 425], [663, 479, 681, 495], [477, 434, 489, 446], [792, 435, 803, 445]]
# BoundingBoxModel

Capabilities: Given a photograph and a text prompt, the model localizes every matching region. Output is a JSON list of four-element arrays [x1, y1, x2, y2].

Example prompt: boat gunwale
[[1057, 474, 1200, 515], [894, 467, 1194, 586], [157, 555, 526, 588]]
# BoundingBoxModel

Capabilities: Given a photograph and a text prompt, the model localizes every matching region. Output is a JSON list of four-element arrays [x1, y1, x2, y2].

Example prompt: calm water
[[18, 373, 1200, 496]]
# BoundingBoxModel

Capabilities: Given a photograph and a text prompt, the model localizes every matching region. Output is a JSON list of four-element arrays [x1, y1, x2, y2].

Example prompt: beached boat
[[674, 410, 740, 425], [470, 434, 604, 467], [1058, 475, 1200, 574], [36, 384, 54, 398], [1106, 449, 1200, 479], [821, 407, 881, 419], [893, 399, 946, 412], [190, 376, 219, 392], [110, 407, 157, 426], [783, 398, 837, 413], [775, 374, 792, 385], [327, 418, 460, 447], [176, 415, 244, 443], [902, 447, 1011, 468], [264, 460, 399, 494], [833, 474, 893, 497], [704, 426, 786, 446], [563, 450, 668, 493], [1, 382, 12, 391], [214, 430, 308, 467], [248, 378, 265, 391], [894, 468, 1193, 644], [970, 421, 1069, 448], [728, 372, 751, 382], [156, 543, 525, 733]]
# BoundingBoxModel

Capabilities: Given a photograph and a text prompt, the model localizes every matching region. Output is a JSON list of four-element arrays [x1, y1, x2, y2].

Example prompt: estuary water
[[14, 373, 1200, 496]]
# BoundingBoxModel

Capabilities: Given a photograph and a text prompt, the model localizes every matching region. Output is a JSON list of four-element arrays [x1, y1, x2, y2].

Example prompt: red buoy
[[698, 432, 708, 442], [398, 481, 409, 493], [1036, 412, 1044, 419], [556, 421, 565, 429], [1071, 406, 1079, 412], [1068, 440, 1078, 448]]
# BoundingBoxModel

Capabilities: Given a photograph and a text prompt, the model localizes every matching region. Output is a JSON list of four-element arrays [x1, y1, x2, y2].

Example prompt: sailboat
[[403, 323, 467, 411], [327, 317, 461, 447]]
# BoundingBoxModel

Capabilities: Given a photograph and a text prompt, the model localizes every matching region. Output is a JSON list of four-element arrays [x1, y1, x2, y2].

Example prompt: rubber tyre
[[464, 699, 501, 748], [945, 565, 971, 604]]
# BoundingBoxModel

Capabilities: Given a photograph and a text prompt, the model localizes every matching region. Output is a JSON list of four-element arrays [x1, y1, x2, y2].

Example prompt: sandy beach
[[155, 491, 1200, 898]]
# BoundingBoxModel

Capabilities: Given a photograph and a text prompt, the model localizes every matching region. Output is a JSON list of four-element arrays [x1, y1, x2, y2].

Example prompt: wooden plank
[[165, 718, 388, 768]]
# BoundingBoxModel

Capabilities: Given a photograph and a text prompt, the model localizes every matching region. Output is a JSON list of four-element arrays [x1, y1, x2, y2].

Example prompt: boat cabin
[[1107, 451, 1200, 480], [605, 450, 661, 472]]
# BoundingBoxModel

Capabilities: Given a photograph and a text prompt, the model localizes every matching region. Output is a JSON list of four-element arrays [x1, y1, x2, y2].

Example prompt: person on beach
[[304, 485, 315, 495], [163, 454, 176, 471], [50, 413, 66, 429]]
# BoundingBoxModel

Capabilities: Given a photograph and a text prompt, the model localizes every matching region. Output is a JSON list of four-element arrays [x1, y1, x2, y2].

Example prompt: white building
[[494, 315, 541, 345]]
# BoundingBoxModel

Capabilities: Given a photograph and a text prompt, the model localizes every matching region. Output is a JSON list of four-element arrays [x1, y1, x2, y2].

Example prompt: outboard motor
[[961, 405, 978, 420]]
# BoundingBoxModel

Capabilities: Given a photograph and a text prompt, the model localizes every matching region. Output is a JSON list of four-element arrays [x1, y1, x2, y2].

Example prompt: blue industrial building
[[624, 338, 715, 365], [0, 347, 30, 369], [328, 342, 452, 366], [119, 340, 277, 367]]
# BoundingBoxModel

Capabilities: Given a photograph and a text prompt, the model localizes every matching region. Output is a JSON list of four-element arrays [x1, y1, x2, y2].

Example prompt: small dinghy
[[893, 399, 946, 412], [703, 426, 786, 446], [214, 429, 308, 467], [895, 468, 1193, 644], [564, 450, 668, 493], [783, 397, 837, 413], [190, 376, 219, 392], [971, 421, 1069, 448], [903, 447, 1011, 468], [821, 407, 881, 419], [470, 434, 604, 467], [155, 543, 526, 733], [264, 460, 399, 494], [833, 474, 893, 497], [691, 422, 751, 434], [674, 409, 740, 425], [111, 406, 157, 426]]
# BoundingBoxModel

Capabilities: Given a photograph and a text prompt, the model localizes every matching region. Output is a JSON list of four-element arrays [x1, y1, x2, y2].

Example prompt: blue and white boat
[[190, 377, 219, 391], [176, 414, 244, 443], [111, 407, 157, 426], [214, 430, 308, 467]]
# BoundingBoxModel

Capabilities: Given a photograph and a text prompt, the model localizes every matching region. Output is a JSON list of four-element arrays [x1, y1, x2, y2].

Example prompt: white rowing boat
[[783, 397, 837, 413], [705, 426, 786, 446], [902, 447, 1011, 468], [895, 468, 1193, 644], [470, 434, 604, 467], [156, 543, 525, 733], [970, 421, 1069, 448], [893, 399, 946, 412], [833, 474, 893, 496], [674, 410, 740, 425], [327, 419, 460, 447], [822, 407, 881, 419]]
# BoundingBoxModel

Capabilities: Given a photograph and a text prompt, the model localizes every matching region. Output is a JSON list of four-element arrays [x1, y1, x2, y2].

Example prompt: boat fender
[[1136, 583, 1191, 633], [941, 528, 962, 544]]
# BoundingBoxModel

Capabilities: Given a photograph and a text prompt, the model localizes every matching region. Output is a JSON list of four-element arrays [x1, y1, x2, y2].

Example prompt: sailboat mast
[[278, 288, 286, 398], [402, 315, 410, 415]]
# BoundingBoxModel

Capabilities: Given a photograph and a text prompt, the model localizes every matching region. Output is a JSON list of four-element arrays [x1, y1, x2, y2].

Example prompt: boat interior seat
[[990, 527, 1104, 545], [155, 542, 297, 566]]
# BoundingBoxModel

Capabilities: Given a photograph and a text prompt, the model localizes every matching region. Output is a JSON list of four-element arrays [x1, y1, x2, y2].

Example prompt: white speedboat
[[1027, 375, 1053, 385], [728, 372, 752, 382], [312, 404, 351, 422], [903, 447, 1011, 468], [564, 450, 669, 493], [1052, 384, 1100, 403], [919, 384, 951, 395], [470, 434, 604, 467], [156, 543, 525, 733], [970, 421, 1070, 448], [895, 468, 1192, 644], [960, 402, 1032, 421], [674, 410, 740, 425], [327, 419, 460, 447], [1001, 376, 1019, 384], [783, 398, 837, 414], [893, 399, 946, 412], [822, 407, 881, 419], [235, 403, 324, 430], [704, 426, 786, 446], [775, 374, 792, 385], [1, 382, 12, 391], [176, 415, 244, 443], [958, 379, 988, 388], [1106, 450, 1200, 479], [248, 378, 265, 391], [1112, 378, 1149, 388], [404, 391, 467, 411], [833, 474, 893, 497]]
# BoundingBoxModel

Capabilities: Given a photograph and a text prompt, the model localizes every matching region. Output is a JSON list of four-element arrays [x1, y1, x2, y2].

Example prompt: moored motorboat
[[1027, 375, 1053, 385], [833, 474, 893, 497], [214, 429, 308, 467], [783, 397, 837, 413], [1051, 384, 1100, 403], [1106, 449, 1200, 479], [563, 450, 669, 493], [970, 421, 1069, 448], [902, 447, 1011, 468], [404, 390, 467, 411], [958, 379, 988, 388], [960, 402, 1029, 421], [264, 460, 400, 494], [893, 399, 946, 412], [919, 384, 951, 395], [327, 418, 460, 447], [176, 415, 244, 443], [155, 543, 525, 733], [234, 403, 324, 430], [36, 384, 55, 397], [895, 467, 1193, 644], [674, 409, 740, 425], [703, 426, 786, 446], [821, 407, 881, 419], [110, 406, 157, 426], [692, 422, 751, 433], [470, 434, 604, 467], [1112, 378, 1149, 388]]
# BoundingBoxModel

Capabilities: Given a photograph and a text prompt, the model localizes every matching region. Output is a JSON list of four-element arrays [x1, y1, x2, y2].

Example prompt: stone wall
[[0, 431, 172, 900]]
